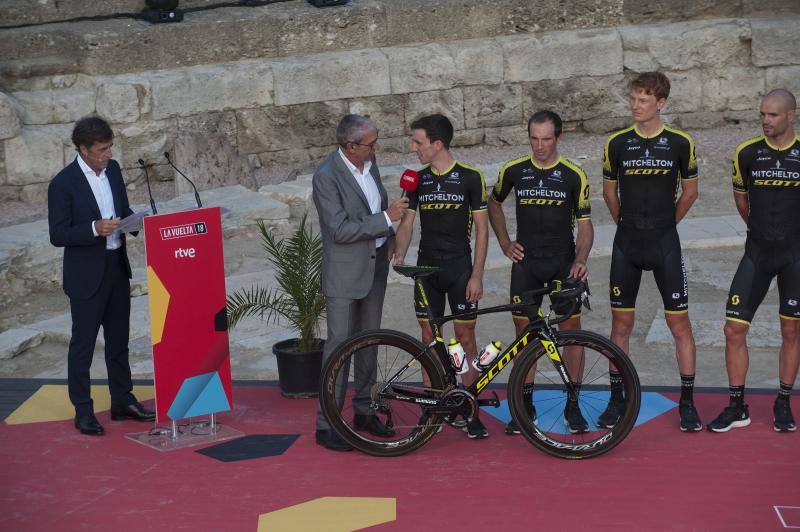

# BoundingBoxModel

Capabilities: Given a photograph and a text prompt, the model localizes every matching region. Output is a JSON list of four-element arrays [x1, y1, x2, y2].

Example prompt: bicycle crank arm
[[477, 391, 500, 407]]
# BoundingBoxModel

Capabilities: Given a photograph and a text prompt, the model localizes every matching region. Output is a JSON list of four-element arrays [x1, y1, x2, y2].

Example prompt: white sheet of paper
[[116, 210, 149, 234]]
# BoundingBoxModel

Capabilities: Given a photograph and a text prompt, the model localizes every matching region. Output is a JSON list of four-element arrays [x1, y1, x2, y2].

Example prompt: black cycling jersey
[[603, 124, 698, 230], [492, 155, 591, 256], [732, 134, 800, 242], [408, 160, 487, 260]]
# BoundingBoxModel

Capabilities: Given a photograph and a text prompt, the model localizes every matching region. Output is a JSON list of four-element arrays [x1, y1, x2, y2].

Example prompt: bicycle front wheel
[[507, 330, 641, 459], [319, 329, 447, 457]]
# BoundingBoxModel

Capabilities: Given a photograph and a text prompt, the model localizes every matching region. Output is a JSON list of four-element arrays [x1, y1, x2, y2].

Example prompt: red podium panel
[[143, 207, 233, 422]]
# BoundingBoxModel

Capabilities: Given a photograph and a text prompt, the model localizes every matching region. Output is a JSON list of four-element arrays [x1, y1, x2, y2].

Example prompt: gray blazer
[[312, 150, 392, 299]]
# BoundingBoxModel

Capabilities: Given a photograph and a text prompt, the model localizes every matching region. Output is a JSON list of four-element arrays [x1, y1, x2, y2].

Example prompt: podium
[[126, 206, 242, 451]]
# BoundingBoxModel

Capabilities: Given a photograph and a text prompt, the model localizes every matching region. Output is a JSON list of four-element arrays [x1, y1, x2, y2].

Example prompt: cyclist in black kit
[[709, 89, 800, 434], [602, 72, 702, 432], [393, 114, 490, 439], [488, 110, 594, 435]]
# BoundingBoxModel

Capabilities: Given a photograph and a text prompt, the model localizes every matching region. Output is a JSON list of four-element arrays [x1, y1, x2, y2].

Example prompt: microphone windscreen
[[399, 169, 420, 192]]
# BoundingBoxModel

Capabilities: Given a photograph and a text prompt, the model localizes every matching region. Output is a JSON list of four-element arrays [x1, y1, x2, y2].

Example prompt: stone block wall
[[1, 10, 798, 203]]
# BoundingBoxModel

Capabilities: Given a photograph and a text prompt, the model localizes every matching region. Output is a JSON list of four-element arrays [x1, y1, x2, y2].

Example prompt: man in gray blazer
[[313, 114, 409, 451]]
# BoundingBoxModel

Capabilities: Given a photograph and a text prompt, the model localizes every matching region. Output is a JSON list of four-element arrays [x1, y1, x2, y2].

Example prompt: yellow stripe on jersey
[[603, 125, 635, 176], [561, 156, 592, 216], [495, 155, 531, 198], [664, 125, 698, 177], [459, 160, 487, 202], [732, 135, 764, 192]]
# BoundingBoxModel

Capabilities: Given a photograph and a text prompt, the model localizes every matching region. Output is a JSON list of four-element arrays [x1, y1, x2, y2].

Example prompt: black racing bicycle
[[319, 266, 641, 459]]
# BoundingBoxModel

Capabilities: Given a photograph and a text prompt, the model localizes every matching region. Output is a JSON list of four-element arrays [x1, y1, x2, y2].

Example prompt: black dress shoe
[[353, 414, 395, 437], [315, 429, 353, 452], [110, 402, 156, 421], [74, 413, 105, 436]]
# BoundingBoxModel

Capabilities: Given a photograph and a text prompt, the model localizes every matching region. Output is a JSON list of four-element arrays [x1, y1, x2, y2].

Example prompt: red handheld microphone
[[399, 169, 419, 198]]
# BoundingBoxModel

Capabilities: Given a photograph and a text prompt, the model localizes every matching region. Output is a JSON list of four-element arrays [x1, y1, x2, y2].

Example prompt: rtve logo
[[174, 247, 196, 259]]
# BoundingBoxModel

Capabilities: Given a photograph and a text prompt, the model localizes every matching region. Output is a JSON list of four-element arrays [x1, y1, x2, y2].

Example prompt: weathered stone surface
[[155, 185, 290, 226], [623, 0, 741, 23], [258, 182, 313, 206], [173, 132, 256, 195], [3, 126, 65, 185], [149, 61, 273, 120], [663, 70, 704, 114], [675, 111, 727, 130], [11, 88, 96, 125], [0, 93, 22, 140], [257, 146, 333, 168], [703, 68, 765, 111], [452, 128, 485, 147], [0, 329, 44, 360], [0, 219, 63, 298], [522, 75, 628, 123], [96, 83, 139, 124], [444, 39, 504, 86], [116, 120, 174, 171], [348, 95, 408, 138], [275, 2, 386, 56], [766, 66, 800, 96], [501, 28, 622, 83], [375, 136, 407, 154], [742, 0, 800, 17], [485, 125, 529, 147], [405, 89, 465, 131], [620, 19, 751, 71], [582, 116, 632, 134], [385, 44, 459, 95], [751, 17, 800, 67], [273, 49, 389, 106], [463, 84, 523, 129], [236, 100, 347, 154], [177, 111, 238, 150]]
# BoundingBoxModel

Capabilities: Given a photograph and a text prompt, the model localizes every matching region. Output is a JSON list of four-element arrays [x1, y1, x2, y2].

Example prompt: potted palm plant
[[226, 214, 326, 398]]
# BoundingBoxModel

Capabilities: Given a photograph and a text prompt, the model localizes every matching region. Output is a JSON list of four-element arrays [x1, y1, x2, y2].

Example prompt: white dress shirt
[[338, 149, 391, 248], [77, 154, 121, 250]]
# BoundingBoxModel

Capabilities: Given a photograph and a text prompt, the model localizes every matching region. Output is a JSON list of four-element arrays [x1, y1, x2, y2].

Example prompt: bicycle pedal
[[478, 391, 500, 408]]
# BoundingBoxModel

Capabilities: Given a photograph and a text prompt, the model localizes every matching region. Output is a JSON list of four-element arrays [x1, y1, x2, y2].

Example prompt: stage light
[[142, 0, 184, 23]]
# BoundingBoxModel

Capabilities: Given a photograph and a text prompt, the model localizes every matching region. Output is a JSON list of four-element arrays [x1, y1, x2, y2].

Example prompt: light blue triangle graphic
[[482, 391, 677, 435], [167, 371, 231, 420]]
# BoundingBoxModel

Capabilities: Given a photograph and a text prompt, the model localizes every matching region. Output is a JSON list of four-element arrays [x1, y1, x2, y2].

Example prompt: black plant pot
[[272, 338, 324, 398]]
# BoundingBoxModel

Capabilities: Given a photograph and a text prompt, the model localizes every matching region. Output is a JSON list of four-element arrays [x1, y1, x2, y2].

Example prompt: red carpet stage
[[1, 380, 798, 531]]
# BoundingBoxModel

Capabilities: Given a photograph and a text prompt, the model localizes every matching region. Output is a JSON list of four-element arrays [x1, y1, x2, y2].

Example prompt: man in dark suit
[[48, 116, 155, 436], [312, 114, 408, 451]]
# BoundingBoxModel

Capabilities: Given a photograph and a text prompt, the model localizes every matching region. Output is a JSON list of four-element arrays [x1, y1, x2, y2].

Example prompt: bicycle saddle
[[393, 265, 441, 278]]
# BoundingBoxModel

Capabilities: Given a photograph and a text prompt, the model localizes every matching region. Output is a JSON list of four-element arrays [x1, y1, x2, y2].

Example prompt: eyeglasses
[[351, 138, 379, 149]]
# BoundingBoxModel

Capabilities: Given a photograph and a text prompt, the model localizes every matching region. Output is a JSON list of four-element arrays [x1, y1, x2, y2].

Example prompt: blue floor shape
[[482, 391, 677, 435]]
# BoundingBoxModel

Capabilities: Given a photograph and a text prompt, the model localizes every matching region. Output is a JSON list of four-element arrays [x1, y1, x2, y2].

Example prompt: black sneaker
[[679, 402, 702, 432], [563, 400, 589, 434], [597, 398, 625, 429], [464, 416, 489, 439], [774, 400, 797, 433], [505, 404, 537, 435], [707, 404, 750, 433]]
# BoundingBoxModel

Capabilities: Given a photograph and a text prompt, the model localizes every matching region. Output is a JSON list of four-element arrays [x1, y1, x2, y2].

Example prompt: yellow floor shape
[[258, 497, 396, 531], [4, 384, 155, 425]]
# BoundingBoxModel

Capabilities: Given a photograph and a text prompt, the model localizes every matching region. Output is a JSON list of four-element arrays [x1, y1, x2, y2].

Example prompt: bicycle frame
[[412, 277, 579, 401]]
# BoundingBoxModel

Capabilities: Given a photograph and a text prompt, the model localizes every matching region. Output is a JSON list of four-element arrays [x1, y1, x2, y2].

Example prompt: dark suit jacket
[[48, 158, 133, 300]]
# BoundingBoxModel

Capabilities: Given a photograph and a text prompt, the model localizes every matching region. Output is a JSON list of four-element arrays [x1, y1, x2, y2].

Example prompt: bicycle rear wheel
[[319, 329, 447, 457], [507, 330, 641, 459]]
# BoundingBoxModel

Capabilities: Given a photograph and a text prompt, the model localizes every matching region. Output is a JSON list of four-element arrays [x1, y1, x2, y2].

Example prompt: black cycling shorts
[[510, 252, 578, 318], [609, 226, 688, 314], [414, 254, 478, 322], [725, 237, 800, 324]]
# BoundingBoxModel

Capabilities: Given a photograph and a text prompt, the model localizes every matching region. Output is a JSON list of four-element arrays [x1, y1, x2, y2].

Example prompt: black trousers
[[67, 249, 135, 415]]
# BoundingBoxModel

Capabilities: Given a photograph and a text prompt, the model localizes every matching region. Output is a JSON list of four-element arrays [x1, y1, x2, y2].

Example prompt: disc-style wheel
[[507, 330, 641, 459], [319, 329, 447, 457]]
